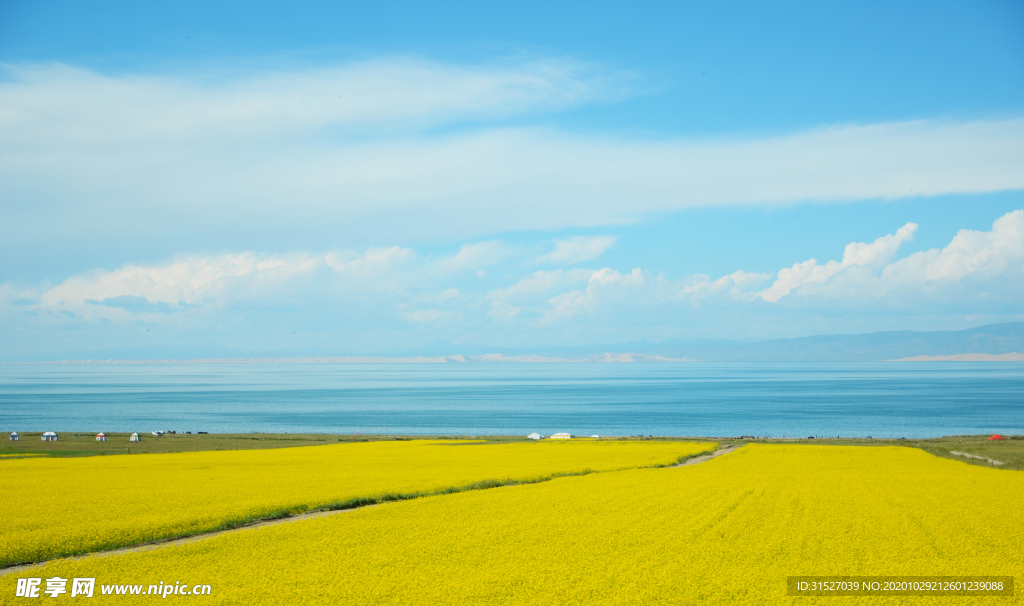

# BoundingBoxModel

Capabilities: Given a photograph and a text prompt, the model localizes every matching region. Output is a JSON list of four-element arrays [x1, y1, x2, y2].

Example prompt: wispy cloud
[[2, 57, 1022, 253], [432, 241, 514, 274], [0, 58, 627, 143], [534, 236, 618, 265]]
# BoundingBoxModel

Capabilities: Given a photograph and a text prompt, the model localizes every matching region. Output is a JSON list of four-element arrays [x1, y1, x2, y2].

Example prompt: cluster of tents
[[527, 432, 601, 440], [7, 431, 144, 442]]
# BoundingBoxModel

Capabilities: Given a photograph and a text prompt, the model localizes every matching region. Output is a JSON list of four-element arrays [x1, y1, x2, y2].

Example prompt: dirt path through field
[[674, 443, 738, 466], [0, 507, 369, 575]]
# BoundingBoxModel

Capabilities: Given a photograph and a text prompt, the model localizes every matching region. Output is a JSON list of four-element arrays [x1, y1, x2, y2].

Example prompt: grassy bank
[[720, 435, 1024, 470], [2, 432, 1021, 470], [0, 432, 536, 458]]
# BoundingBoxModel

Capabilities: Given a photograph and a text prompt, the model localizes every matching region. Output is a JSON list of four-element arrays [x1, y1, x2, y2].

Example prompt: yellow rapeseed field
[[8, 444, 1020, 604], [0, 439, 711, 567]]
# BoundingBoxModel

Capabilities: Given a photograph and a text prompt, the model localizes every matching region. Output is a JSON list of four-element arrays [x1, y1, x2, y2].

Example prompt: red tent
[[988, 434, 1005, 440]]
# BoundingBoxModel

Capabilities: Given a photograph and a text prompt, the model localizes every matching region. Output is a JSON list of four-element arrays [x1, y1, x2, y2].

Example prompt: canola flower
[[0, 439, 711, 567], [8, 444, 1020, 605]]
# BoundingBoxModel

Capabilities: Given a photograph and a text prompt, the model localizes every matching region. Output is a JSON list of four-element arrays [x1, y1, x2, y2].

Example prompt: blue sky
[[1, 0, 1023, 359]]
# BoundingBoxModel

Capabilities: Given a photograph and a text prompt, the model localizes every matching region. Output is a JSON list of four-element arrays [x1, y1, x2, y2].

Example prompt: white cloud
[[682, 270, 774, 303], [534, 235, 618, 264], [0, 58, 624, 145], [512, 211, 1024, 322], [431, 241, 513, 274], [482, 266, 651, 325], [882, 210, 1024, 285], [2, 57, 1023, 251], [674, 210, 1023, 306], [758, 223, 917, 302], [7, 211, 1023, 346], [23, 238, 526, 323], [37, 252, 318, 320], [325, 247, 416, 278], [438, 288, 462, 302], [542, 268, 645, 323], [486, 269, 593, 320]]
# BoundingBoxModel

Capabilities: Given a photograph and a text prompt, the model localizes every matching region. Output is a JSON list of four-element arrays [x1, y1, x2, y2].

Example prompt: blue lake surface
[[1, 362, 1022, 438]]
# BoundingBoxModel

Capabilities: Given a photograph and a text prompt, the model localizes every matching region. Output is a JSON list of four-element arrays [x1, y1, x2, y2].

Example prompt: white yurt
[[130, 432, 141, 442], [95, 433, 107, 441], [590, 435, 601, 439], [9, 432, 18, 441], [527, 432, 542, 440], [41, 431, 59, 442], [549, 432, 573, 440]]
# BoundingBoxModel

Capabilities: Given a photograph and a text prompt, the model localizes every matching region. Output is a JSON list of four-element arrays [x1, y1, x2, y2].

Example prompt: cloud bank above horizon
[[4, 210, 1021, 358], [2, 54, 1023, 359]]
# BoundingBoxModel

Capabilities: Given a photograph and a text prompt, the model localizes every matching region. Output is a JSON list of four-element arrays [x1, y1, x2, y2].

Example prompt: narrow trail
[[2, 444, 739, 575], [0, 508, 369, 575], [673, 444, 738, 466]]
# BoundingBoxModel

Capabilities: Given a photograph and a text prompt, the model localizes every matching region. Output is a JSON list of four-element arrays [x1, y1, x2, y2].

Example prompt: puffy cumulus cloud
[[476, 210, 1022, 329], [679, 210, 1023, 306], [681, 270, 774, 304], [882, 210, 1024, 284], [483, 267, 652, 325], [542, 268, 646, 324], [37, 252, 317, 320], [26, 239, 519, 323], [486, 269, 592, 320], [6, 212, 1022, 352], [534, 235, 618, 265], [758, 223, 918, 302]]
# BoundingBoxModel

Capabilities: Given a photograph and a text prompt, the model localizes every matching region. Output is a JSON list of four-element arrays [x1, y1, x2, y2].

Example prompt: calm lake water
[[0, 363, 1022, 438]]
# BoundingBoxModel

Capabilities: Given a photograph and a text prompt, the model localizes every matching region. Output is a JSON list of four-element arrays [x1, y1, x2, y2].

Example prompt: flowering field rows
[[0, 439, 712, 567], [6, 444, 1020, 604]]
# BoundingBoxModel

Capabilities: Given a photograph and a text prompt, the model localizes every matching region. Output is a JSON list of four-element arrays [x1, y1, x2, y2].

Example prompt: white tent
[[9, 432, 18, 441], [96, 433, 107, 441], [41, 431, 58, 442], [590, 435, 601, 439], [527, 432, 542, 440], [130, 432, 141, 442], [550, 432, 573, 440]]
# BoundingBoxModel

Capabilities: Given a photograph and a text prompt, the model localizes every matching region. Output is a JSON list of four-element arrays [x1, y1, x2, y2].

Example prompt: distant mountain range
[[625, 322, 1024, 362], [6, 322, 1023, 364]]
